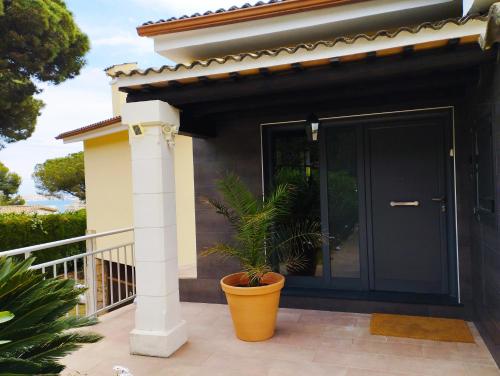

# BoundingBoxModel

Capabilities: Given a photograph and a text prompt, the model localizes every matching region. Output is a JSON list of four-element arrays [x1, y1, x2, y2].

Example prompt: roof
[[141, 0, 286, 24], [56, 116, 122, 140], [104, 62, 138, 74], [0, 206, 58, 215], [479, 2, 500, 49], [137, 0, 364, 36], [114, 14, 487, 82]]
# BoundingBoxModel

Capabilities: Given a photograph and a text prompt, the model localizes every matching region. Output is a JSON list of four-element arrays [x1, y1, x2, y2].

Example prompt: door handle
[[431, 197, 445, 203], [432, 196, 447, 212], [390, 201, 420, 207]]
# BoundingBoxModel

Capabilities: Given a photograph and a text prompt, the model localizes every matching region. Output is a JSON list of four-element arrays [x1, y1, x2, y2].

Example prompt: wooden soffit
[[137, 0, 365, 36]]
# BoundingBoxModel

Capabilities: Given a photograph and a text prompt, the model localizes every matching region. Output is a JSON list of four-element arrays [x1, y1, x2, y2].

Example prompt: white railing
[[0, 228, 135, 317]]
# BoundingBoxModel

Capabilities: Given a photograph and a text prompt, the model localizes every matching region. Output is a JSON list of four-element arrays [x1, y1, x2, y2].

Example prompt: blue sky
[[0, 0, 246, 197]]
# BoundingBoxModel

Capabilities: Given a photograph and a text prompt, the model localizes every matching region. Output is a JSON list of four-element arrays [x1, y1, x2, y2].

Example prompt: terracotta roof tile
[[103, 62, 137, 74], [141, 0, 288, 26], [115, 14, 487, 79], [56, 116, 122, 140]]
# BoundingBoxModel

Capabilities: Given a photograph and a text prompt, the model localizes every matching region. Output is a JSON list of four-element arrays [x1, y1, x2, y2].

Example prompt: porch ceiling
[[124, 42, 492, 107], [112, 14, 487, 93]]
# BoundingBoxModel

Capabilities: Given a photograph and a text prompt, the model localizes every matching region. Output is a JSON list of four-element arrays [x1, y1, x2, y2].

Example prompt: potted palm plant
[[204, 173, 321, 341]]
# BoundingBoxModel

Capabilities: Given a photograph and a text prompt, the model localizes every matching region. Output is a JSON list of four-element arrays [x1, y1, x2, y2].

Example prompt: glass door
[[321, 125, 368, 290], [263, 122, 368, 290], [265, 124, 324, 288]]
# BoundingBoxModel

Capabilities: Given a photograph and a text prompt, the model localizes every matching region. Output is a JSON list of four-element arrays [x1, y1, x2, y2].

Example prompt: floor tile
[[61, 303, 499, 376]]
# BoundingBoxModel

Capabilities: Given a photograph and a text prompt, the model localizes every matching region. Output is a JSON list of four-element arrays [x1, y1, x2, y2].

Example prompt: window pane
[[326, 128, 360, 278], [271, 130, 323, 277]]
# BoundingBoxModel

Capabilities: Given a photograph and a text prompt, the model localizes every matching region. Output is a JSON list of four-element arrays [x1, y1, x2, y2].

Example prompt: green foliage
[[0, 312, 14, 325], [0, 312, 14, 345], [275, 167, 320, 220], [203, 173, 322, 286], [0, 162, 25, 205], [33, 152, 85, 201], [0, 71, 42, 146], [274, 167, 322, 275], [0, 210, 86, 264], [0, 0, 89, 147], [0, 257, 102, 375]]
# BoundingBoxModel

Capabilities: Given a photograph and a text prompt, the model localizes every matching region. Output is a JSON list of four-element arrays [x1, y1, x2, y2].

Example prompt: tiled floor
[[62, 302, 499, 376]]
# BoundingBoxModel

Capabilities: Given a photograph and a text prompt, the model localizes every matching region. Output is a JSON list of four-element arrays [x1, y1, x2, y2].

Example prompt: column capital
[[122, 100, 179, 128], [123, 100, 179, 147]]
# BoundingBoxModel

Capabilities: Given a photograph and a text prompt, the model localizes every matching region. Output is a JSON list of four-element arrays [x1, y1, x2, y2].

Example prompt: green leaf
[[0, 312, 14, 324], [0, 257, 102, 373]]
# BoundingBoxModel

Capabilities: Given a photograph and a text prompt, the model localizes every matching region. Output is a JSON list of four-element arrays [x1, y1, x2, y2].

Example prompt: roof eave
[[56, 117, 125, 143], [137, 0, 364, 37], [116, 16, 487, 91]]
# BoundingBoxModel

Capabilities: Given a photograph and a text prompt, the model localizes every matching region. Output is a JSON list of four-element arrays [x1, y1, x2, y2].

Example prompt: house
[[57, 0, 500, 366], [0, 205, 58, 215]]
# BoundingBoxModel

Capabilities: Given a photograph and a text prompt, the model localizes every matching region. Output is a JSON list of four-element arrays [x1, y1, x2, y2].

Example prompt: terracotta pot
[[220, 272, 285, 341]]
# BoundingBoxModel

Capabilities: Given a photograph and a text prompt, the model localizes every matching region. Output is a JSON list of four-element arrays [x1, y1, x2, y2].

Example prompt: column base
[[129, 320, 187, 357]]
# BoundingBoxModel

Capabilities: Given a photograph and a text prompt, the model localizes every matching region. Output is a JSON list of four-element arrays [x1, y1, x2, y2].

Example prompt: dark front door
[[264, 109, 455, 298], [366, 120, 449, 294]]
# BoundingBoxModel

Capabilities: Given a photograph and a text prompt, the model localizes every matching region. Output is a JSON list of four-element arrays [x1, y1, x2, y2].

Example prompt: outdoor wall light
[[162, 124, 178, 147], [306, 113, 320, 142], [129, 123, 144, 137]]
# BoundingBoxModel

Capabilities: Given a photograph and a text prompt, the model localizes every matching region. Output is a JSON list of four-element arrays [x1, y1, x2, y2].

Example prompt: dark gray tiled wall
[[467, 61, 500, 367]]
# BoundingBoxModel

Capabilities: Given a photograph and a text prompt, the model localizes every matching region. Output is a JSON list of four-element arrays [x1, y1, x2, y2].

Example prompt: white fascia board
[[153, 0, 456, 61], [116, 19, 486, 90], [463, 0, 496, 15], [61, 123, 128, 143]]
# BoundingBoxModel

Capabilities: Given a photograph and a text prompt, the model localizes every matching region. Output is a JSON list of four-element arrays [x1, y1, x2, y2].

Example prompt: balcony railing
[[0, 228, 135, 317]]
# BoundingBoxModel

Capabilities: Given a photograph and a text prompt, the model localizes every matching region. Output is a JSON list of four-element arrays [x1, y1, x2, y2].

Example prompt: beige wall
[[84, 131, 134, 251], [105, 62, 138, 117], [174, 135, 197, 271], [83, 130, 197, 274]]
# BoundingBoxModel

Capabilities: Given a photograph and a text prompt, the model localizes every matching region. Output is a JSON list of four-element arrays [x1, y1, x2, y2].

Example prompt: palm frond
[[0, 312, 13, 324], [0, 256, 103, 374], [22, 332, 102, 362], [0, 357, 47, 375], [202, 197, 239, 227], [202, 172, 322, 286], [201, 243, 243, 262], [241, 264, 272, 287], [263, 183, 294, 219], [273, 220, 323, 251], [215, 173, 260, 216]]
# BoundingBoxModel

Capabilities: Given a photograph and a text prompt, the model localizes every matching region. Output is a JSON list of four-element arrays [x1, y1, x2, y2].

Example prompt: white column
[[122, 100, 187, 357]]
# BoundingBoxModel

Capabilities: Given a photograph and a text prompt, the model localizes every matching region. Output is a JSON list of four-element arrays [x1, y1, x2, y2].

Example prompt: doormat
[[370, 313, 475, 343]]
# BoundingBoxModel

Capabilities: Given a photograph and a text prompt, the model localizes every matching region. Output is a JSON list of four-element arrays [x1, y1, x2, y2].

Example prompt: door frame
[[260, 106, 459, 301]]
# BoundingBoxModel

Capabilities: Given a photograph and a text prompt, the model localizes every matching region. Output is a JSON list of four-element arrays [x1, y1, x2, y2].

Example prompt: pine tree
[[0, 0, 89, 147]]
